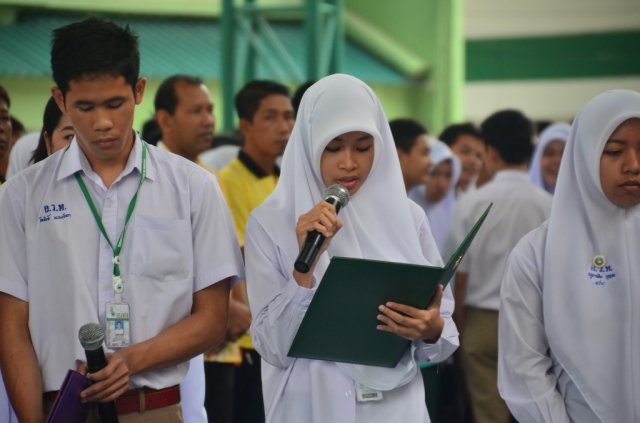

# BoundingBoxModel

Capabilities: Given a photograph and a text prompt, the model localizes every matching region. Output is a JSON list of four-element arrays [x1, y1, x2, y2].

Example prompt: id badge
[[105, 302, 131, 349], [356, 384, 384, 402]]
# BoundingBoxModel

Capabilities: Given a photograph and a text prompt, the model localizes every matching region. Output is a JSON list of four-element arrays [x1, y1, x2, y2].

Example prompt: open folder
[[288, 203, 492, 368]]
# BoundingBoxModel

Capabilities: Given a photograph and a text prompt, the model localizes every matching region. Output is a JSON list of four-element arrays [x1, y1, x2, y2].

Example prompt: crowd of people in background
[[1, 15, 639, 423]]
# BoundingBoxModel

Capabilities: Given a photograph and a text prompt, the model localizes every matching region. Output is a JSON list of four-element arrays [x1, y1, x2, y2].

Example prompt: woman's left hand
[[376, 284, 445, 343]]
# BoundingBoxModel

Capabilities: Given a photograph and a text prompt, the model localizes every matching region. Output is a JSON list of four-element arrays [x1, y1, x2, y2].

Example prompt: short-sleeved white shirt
[[0, 134, 244, 391], [448, 170, 552, 310]]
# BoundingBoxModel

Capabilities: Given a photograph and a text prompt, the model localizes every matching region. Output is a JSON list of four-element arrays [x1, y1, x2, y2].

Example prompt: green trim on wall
[[467, 31, 640, 81]]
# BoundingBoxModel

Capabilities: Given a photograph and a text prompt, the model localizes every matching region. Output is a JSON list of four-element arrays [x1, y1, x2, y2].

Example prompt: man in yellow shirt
[[218, 80, 295, 423]]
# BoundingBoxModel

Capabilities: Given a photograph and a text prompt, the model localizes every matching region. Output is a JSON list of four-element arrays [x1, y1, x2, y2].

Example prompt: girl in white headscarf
[[528, 122, 570, 194], [245, 74, 459, 423], [498, 90, 640, 422], [409, 138, 461, 255]]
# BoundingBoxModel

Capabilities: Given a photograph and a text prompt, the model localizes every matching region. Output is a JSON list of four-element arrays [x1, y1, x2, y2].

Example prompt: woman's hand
[[376, 284, 445, 343], [293, 200, 343, 288]]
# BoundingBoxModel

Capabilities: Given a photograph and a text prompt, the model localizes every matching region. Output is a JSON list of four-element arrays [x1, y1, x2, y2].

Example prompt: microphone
[[78, 323, 119, 423], [294, 184, 350, 273]]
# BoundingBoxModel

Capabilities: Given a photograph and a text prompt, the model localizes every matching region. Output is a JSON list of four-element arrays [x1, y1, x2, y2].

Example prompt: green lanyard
[[74, 142, 147, 295]]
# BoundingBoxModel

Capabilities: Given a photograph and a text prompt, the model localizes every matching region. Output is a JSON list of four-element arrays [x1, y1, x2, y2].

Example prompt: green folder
[[288, 203, 492, 368]]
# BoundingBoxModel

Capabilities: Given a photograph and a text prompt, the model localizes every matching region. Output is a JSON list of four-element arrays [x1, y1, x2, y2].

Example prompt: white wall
[[465, 77, 640, 123], [464, 0, 640, 39], [463, 0, 640, 122]]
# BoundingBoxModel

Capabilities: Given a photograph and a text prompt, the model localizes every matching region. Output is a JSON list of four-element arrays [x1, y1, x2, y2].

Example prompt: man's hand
[[78, 350, 132, 403], [376, 284, 445, 343], [228, 298, 252, 341]]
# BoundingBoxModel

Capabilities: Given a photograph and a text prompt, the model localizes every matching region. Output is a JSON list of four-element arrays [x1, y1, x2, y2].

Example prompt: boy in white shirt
[[449, 109, 551, 423]]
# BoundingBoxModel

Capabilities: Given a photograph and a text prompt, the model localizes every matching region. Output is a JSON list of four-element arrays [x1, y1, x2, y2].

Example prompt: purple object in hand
[[46, 369, 92, 423]]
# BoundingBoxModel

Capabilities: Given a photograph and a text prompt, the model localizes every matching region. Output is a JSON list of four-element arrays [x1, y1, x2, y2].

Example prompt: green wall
[[467, 31, 640, 81], [345, 0, 464, 133]]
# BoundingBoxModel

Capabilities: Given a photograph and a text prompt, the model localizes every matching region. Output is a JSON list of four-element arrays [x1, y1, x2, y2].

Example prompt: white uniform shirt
[[156, 140, 209, 423], [246, 202, 459, 423], [0, 135, 244, 391], [498, 223, 598, 422], [448, 170, 551, 310], [5, 132, 39, 179]]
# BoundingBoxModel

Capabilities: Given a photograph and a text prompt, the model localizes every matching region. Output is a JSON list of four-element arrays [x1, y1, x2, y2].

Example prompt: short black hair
[[0, 85, 9, 108], [10, 116, 24, 135], [141, 117, 162, 146], [481, 109, 533, 165], [439, 123, 482, 147], [154, 74, 204, 115], [235, 80, 290, 121], [292, 81, 315, 116], [389, 118, 428, 154], [51, 18, 140, 94]]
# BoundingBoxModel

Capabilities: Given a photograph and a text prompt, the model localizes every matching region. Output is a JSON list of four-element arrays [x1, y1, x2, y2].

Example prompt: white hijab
[[409, 138, 461, 254], [528, 122, 571, 194], [251, 74, 442, 390], [543, 90, 640, 421]]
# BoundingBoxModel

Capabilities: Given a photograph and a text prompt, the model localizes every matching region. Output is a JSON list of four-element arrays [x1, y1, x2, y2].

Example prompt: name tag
[[105, 302, 131, 349], [356, 384, 384, 402]]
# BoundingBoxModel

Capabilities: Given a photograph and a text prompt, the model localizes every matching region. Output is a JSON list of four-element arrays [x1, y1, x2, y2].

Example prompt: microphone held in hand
[[294, 184, 350, 273], [78, 323, 119, 423]]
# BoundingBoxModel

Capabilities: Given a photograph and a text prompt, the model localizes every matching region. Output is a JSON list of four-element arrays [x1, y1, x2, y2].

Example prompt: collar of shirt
[[157, 140, 215, 174], [57, 131, 156, 188], [238, 149, 280, 178], [493, 168, 529, 183]]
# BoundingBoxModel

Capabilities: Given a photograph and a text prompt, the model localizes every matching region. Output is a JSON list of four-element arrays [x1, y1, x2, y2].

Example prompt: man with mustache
[[154, 74, 220, 423], [155, 75, 216, 168]]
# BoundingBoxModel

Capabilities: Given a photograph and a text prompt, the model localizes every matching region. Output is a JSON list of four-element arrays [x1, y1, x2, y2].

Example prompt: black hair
[[481, 109, 534, 165], [141, 117, 162, 146], [154, 74, 204, 115], [51, 18, 140, 94], [292, 81, 315, 116], [235, 80, 290, 121], [389, 118, 428, 154], [10, 116, 24, 136], [212, 130, 244, 148], [32, 97, 64, 164], [439, 122, 483, 147], [0, 85, 9, 108]]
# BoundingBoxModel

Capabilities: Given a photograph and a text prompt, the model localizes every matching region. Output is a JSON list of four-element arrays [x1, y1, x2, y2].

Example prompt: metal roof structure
[[0, 12, 407, 84]]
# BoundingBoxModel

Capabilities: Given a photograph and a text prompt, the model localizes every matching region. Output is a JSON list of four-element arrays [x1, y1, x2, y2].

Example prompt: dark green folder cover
[[288, 203, 492, 368]]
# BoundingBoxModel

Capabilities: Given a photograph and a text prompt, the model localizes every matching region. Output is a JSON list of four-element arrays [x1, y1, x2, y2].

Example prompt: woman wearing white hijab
[[409, 138, 461, 255], [245, 74, 459, 423], [498, 89, 640, 422], [528, 122, 570, 194]]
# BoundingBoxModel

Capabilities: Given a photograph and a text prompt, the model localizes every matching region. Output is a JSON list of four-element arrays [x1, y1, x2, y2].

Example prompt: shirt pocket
[[127, 214, 193, 283]]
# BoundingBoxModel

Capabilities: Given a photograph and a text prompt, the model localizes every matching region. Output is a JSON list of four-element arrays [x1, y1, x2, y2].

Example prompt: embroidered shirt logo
[[38, 203, 71, 222], [587, 255, 616, 286]]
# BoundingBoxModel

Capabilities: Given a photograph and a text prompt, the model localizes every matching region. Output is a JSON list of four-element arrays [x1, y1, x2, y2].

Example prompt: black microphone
[[294, 184, 350, 273], [78, 323, 119, 423]]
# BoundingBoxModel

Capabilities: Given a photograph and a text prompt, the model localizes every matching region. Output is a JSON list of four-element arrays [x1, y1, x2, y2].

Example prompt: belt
[[44, 385, 180, 414]]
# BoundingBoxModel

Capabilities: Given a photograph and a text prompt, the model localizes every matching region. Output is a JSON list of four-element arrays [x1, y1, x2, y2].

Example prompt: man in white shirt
[[439, 123, 485, 196], [449, 109, 551, 423], [5, 132, 40, 179], [0, 18, 243, 422], [389, 118, 432, 192], [154, 74, 252, 423], [155, 75, 215, 166]]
